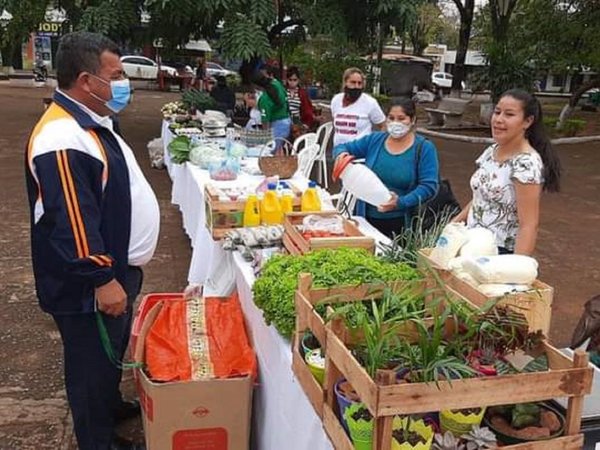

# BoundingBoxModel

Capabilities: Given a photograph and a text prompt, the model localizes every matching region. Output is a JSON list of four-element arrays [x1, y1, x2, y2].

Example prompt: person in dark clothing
[[210, 76, 236, 115], [25, 31, 159, 450]]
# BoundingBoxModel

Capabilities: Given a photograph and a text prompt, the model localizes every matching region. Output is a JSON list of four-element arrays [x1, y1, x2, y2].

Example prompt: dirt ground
[[0, 84, 599, 449]]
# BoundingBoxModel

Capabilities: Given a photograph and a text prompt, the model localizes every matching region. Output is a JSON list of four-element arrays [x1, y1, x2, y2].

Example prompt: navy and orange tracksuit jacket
[[25, 91, 132, 315]]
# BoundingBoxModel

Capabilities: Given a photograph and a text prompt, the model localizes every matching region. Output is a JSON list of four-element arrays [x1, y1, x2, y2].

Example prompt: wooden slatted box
[[283, 212, 375, 255]]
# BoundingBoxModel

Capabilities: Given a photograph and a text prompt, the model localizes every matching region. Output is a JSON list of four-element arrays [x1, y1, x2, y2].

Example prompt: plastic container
[[281, 191, 294, 215], [305, 349, 325, 385], [301, 181, 322, 212], [333, 155, 392, 207], [243, 194, 261, 227], [261, 183, 283, 225]]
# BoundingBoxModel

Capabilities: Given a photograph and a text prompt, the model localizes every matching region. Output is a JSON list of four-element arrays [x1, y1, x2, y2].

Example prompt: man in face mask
[[25, 32, 159, 450]]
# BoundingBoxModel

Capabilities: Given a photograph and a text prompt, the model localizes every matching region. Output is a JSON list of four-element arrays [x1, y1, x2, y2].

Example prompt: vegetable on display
[[252, 248, 420, 338], [167, 135, 192, 164]]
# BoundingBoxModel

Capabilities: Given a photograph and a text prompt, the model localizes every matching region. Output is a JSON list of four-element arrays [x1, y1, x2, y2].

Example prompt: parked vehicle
[[431, 71, 466, 91], [206, 62, 236, 78], [120, 55, 178, 80]]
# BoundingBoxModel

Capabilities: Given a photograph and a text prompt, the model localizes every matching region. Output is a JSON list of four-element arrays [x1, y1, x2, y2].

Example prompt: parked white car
[[206, 62, 236, 78], [431, 71, 466, 90], [120, 55, 178, 80]]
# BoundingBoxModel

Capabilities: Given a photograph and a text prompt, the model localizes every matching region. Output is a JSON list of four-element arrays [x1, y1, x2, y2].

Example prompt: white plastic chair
[[314, 122, 333, 189], [296, 143, 320, 180], [292, 132, 317, 155]]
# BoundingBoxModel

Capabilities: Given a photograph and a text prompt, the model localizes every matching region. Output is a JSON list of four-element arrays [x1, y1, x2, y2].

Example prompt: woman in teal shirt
[[332, 98, 439, 238]]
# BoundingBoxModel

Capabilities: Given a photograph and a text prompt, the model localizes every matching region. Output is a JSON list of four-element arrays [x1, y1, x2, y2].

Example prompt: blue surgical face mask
[[90, 75, 131, 113]]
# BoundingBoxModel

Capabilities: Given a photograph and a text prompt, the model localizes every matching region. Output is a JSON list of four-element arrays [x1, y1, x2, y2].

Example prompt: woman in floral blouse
[[453, 89, 561, 255]]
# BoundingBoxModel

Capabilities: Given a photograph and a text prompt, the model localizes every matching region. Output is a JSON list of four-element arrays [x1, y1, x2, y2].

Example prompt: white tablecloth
[[161, 121, 388, 450]]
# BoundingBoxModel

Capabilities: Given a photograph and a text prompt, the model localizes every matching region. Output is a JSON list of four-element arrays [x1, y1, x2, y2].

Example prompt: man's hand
[[95, 279, 127, 316], [377, 192, 399, 213]]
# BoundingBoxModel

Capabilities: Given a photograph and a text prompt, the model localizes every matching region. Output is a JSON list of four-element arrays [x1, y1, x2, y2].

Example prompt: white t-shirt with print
[[331, 93, 386, 146], [467, 145, 544, 251]]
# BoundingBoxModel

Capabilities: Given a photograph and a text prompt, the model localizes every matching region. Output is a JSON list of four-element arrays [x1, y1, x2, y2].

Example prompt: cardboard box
[[134, 301, 253, 450]]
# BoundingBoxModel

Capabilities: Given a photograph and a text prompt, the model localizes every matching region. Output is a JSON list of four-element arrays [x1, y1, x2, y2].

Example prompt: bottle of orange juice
[[261, 183, 283, 225], [243, 194, 261, 227], [281, 190, 294, 216], [301, 181, 321, 212]]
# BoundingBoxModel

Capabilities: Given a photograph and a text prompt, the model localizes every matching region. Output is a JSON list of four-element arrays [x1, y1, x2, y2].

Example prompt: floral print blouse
[[467, 145, 544, 251]]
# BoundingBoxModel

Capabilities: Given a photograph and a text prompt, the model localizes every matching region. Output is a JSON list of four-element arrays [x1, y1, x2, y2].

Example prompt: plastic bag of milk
[[462, 255, 538, 285], [459, 227, 498, 258], [429, 223, 469, 269]]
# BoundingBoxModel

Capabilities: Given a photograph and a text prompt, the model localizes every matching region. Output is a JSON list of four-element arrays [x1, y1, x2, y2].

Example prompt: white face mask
[[387, 120, 412, 139]]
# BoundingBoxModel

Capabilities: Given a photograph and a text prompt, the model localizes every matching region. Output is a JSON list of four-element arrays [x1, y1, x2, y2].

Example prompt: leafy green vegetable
[[252, 248, 420, 338], [167, 136, 192, 164]]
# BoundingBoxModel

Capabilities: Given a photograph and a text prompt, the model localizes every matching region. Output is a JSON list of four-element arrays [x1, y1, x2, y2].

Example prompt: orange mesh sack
[[144, 293, 257, 382]]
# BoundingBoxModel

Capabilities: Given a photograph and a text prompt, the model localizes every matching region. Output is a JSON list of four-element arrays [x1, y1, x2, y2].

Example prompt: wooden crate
[[283, 212, 375, 255], [292, 275, 451, 422], [204, 184, 301, 240], [324, 329, 591, 450], [292, 275, 592, 450], [418, 248, 553, 335]]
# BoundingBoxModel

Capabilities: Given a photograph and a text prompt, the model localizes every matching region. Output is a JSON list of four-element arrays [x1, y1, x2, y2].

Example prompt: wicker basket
[[239, 128, 273, 147], [258, 138, 298, 179]]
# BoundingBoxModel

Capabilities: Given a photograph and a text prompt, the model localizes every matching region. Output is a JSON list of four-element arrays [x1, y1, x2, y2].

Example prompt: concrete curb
[[417, 127, 600, 146]]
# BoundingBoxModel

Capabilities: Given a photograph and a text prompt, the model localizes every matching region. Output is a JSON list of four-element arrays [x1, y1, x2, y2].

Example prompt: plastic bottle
[[301, 181, 322, 212], [281, 190, 294, 215], [261, 183, 283, 225], [335, 158, 392, 207], [243, 194, 261, 227]]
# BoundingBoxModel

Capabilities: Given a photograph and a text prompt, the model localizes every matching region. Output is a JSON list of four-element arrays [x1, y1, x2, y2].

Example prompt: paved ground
[[0, 84, 599, 448]]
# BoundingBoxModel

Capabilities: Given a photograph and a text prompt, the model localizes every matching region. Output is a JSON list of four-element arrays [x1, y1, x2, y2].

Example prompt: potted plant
[[344, 402, 374, 450], [484, 402, 564, 444], [439, 408, 486, 438], [335, 292, 410, 438], [392, 416, 435, 450], [395, 307, 476, 386], [300, 330, 319, 357], [432, 426, 496, 450], [304, 348, 325, 385]]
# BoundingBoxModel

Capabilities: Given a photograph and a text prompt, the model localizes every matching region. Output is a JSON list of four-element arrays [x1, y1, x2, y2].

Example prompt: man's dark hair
[[56, 31, 121, 89]]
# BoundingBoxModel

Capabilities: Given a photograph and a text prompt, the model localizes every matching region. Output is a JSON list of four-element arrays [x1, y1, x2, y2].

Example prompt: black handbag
[[412, 139, 461, 231]]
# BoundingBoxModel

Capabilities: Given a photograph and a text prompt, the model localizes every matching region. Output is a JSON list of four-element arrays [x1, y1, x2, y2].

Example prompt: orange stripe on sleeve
[[60, 151, 90, 257], [89, 255, 107, 266], [98, 255, 113, 266], [56, 152, 85, 258]]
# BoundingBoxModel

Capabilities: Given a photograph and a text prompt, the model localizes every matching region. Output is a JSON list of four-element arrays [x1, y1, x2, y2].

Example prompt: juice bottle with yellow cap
[[261, 183, 283, 224]]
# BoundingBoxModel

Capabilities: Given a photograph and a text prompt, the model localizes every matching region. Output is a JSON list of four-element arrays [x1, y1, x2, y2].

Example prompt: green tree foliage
[[0, 0, 50, 67]]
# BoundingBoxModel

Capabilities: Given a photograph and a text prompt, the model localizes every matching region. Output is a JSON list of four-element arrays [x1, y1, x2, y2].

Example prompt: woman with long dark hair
[[453, 89, 561, 255], [285, 66, 316, 129]]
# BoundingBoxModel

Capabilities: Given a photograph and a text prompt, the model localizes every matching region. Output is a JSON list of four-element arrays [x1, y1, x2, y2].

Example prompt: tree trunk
[[450, 0, 474, 97], [557, 77, 600, 128], [375, 22, 384, 96]]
